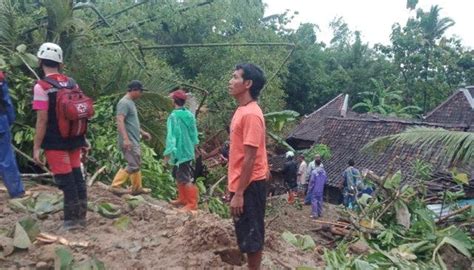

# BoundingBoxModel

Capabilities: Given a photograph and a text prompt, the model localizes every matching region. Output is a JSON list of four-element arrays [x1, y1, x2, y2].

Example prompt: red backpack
[[40, 77, 94, 139]]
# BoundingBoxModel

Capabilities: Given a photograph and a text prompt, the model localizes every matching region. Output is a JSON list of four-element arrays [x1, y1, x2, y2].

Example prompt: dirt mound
[[266, 195, 343, 249], [0, 183, 323, 269]]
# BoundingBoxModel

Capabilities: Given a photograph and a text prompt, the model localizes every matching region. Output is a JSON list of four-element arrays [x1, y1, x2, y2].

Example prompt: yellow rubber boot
[[170, 183, 186, 207], [130, 171, 151, 195], [111, 168, 129, 187]]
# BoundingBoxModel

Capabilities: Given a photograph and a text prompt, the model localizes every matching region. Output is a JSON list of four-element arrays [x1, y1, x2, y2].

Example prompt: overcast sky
[[263, 0, 473, 48]]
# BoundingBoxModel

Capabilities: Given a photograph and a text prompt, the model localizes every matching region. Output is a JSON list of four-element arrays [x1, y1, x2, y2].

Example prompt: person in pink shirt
[[32, 43, 89, 230]]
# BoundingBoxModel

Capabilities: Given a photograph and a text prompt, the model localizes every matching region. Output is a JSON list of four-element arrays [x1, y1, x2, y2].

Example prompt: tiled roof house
[[279, 87, 474, 202]]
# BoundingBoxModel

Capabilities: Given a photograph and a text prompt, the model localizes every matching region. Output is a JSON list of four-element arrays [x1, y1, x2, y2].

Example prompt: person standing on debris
[[228, 63, 268, 270], [304, 154, 323, 205], [282, 151, 298, 204], [296, 154, 307, 197], [33, 43, 91, 229], [110, 80, 152, 195], [308, 159, 327, 218], [342, 159, 362, 209], [0, 71, 25, 198], [164, 88, 200, 212]]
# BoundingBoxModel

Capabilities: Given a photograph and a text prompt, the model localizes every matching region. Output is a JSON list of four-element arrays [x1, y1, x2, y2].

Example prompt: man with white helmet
[[282, 150, 298, 204], [32, 42, 90, 230]]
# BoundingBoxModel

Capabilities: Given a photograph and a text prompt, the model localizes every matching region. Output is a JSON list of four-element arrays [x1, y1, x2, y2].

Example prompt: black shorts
[[231, 180, 266, 253], [172, 160, 194, 183]]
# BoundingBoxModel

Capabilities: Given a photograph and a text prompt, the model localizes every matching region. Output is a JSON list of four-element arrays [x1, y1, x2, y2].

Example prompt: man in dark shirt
[[282, 151, 298, 204]]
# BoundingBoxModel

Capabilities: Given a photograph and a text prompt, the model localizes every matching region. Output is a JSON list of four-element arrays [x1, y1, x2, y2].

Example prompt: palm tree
[[416, 5, 455, 111], [363, 127, 473, 166], [417, 5, 455, 46]]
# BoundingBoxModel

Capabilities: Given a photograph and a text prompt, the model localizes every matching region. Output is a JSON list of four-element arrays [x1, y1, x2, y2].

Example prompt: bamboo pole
[[101, 1, 214, 37], [13, 146, 50, 173], [90, 0, 151, 29], [140, 42, 295, 50], [207, 175, 226, 198], [21, 173, 52, 179], [312, 220, 351, 228]]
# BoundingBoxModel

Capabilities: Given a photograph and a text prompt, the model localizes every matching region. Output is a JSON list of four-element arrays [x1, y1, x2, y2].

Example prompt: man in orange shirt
[[228, 63, 267, 270]]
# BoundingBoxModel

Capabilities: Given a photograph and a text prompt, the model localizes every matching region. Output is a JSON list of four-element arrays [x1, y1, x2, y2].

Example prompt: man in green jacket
[[164, 88, 199, 212]]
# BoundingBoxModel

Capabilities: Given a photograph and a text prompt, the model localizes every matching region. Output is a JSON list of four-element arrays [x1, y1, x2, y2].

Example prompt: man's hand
[[122, 139, 132, 151], [230, 193, 244, 217], [33, 147, 44, 166], [142, 131, 152, 141]]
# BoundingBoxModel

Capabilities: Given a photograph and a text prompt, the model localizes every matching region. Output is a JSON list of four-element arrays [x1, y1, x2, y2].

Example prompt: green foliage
[[125, 195, 146, 210], [281, 231, 316, 251], [264, 110, 299, 133], [352, 78, 421, 118], [411, 159, 434, 181], [324, 166, 472, 269], [450, 168, 469, 185], [267, 131, 295, 152], [96, 202, 122, 219], [13, 222, 31, 249], [323, 244, 352, 269], [207, 197, 230, 219], [384, 171, 402, 190], [364, 127, 474, 166], [55, 246, 105, 270], [55, 247, 74, 270], [303, 144, 331, 161], [113, 215, 131, 231]]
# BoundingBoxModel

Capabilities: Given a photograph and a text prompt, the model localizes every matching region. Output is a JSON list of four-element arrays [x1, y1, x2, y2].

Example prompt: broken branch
[[436, 205, 471, 224], [87, 166, 107, 187], [13, 146, 50, 173]]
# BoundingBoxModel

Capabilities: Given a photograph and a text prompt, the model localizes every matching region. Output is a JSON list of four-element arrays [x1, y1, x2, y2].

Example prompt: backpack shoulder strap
[[42, 77, 76, 90], [37, 79, 52, 90]]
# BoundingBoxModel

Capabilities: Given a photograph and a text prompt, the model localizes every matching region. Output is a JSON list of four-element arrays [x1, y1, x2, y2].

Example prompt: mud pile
[[0, 183, 323, 269]]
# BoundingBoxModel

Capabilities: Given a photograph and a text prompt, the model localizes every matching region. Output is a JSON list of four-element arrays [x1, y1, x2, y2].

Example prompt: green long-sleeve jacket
[[163, 108, 199, 166]]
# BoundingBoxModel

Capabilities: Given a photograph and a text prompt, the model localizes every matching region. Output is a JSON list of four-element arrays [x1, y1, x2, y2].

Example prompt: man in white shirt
[[296, 154, 307, 197]]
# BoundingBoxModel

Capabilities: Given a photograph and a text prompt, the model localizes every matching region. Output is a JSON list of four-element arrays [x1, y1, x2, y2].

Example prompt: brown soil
[[265, 195, 344, 250], [0, 183, 324, 269]]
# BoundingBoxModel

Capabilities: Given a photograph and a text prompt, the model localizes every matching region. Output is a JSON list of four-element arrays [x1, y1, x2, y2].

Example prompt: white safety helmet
[[37, 42, 63, 63], [285, 151, 294, 159]]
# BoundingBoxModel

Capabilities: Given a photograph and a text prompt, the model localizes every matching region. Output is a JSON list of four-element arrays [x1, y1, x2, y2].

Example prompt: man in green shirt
[[110, 80, 151, 195], [164, 88, 199, 212]]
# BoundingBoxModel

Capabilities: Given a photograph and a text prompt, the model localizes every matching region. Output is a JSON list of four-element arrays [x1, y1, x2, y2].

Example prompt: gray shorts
[[172, 160, 194, 183], [122, 145, 141, 173]]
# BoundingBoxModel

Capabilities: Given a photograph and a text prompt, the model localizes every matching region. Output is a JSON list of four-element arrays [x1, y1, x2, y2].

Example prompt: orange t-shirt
[[228, 101, 268, 192]]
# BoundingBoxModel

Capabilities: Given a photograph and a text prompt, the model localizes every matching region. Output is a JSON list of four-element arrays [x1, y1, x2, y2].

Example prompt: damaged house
[[272, 87, 474, 203]]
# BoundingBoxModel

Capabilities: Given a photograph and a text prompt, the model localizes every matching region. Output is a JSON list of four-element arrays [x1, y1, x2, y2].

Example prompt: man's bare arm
[[33, 110, 48, 165]]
